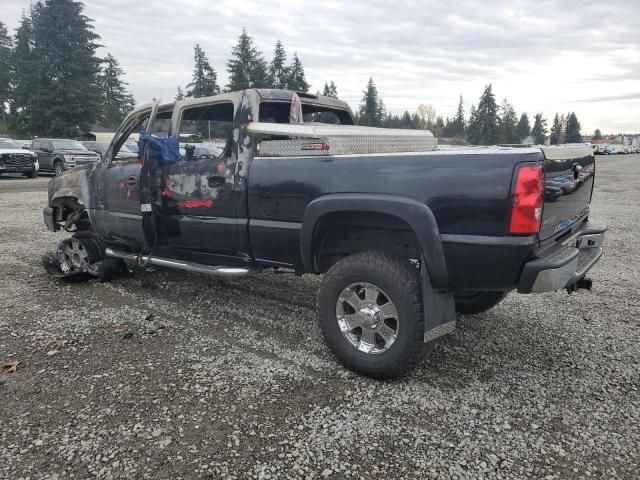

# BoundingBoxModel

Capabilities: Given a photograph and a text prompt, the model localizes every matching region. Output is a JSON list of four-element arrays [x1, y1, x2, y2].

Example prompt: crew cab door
[[159, 99, 251, 262], [32, 139, 53, 170], [93, 103, 172, 249]]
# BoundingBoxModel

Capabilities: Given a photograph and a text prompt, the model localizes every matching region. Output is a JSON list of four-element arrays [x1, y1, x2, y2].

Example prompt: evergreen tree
[[470, 84, 499, 145], [498, 99, 519, 144], [286, 53, 309, 92], [97, 54, 134, 129], [433, 116, 445, 137], [186, 44, 220, 98], [559, 114, 567, 144], [0, 21, 12, 124], [517, 112, 531, 142], [175, 86, 185, 101], [11, 7, 40, 134], [401, 110, 414, 129], [550, 113, 562, 145], [466, 105, 478, 143], [29, 0, 102, 137], [411, 112, 421, 130], [531, 113, 548, 145], [358, 77, 385, 127], [226, 29, 268, 91], [593, 128, 602, 140], [268, 41, 288, 89], [322, 81, 338, 98], [451, 95, 465, 137], [565, 112, 582, 143]]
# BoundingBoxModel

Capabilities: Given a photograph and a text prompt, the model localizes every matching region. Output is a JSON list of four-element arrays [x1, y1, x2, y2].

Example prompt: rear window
[[259, 101, 354, 125]]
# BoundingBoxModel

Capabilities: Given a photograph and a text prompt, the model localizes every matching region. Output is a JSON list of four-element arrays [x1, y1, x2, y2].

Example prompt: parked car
[[43, 89, 606, 378], [82, 141, 138, 160], [0, 138, 39, 178], [31, 138, 101, 176]]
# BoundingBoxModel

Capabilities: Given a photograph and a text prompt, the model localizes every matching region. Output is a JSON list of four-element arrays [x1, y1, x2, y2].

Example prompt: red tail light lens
[[509, 164, 543, 234]]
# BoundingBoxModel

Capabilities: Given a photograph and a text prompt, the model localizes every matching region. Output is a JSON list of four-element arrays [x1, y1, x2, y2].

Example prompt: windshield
[[51, 139, 88, 150], [0, 139, 20, 149]]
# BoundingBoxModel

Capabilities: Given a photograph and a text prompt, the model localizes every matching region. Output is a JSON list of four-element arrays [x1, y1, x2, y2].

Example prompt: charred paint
[[176, 199, 214, 208]]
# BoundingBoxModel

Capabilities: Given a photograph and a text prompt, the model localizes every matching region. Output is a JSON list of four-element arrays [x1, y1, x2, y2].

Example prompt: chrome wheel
[[336, 282, 399, 354], [57, 237, 91, 274]]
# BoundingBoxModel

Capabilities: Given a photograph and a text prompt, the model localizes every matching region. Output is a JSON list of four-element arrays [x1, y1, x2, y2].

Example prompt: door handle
[[207, 175, 225, 188], [126, 175, 138, 188]]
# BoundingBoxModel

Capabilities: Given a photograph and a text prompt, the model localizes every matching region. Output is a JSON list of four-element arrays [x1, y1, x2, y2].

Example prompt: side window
[[32, 140, 42, 150], [45, 141, 54, 151], [178, 102, 234, 160], [111, 109, 173, 162]]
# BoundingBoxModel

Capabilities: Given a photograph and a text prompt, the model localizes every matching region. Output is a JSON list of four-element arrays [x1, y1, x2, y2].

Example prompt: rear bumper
[[518, 223, 607, 293]]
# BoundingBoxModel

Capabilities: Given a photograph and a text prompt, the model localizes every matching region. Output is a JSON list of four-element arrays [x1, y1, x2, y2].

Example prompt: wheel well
[[312, 211, 421, 273], [51, 196, 91, 231]]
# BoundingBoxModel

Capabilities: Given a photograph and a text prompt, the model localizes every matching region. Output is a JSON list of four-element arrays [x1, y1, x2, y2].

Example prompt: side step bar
[[105, 248, 254, 277]]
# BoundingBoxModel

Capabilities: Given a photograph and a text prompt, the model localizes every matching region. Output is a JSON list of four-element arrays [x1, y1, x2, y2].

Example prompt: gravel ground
[[0, 156, 638, 480]]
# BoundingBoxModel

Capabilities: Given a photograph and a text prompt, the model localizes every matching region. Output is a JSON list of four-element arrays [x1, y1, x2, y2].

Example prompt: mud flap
[[421, 255, 456, 342]]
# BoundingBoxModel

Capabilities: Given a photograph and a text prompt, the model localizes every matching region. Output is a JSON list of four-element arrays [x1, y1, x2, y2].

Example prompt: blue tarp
[[138, 133, 181, 165]]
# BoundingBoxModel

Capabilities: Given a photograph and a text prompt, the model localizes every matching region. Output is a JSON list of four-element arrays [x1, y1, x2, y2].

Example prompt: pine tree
[[466, 105, 478, 143], [97, 54, 134, 129], [11, 7, 39, 134], [186, 44, 220, 98], [226, 29, 268, 91], [0, 21, 12, 124], [433, 116, 445, 137], [559, 114, 567, 144], [268, 41, 288, 89], [29, 0, 102, 137], [531, 113, 548, 145], [322, 81, 338, 98], [471, 84, 499, 145], [550, 113, 562, 145], [175, 86, 185, 101], [593, 128, 602, 140], [517, 113, 531, 142], [498, 99, 519, 144], [565, 112, 582, 143], [358, 78, 385, 127], [451, 95, 465, 137], [286, 53, 309, 92]]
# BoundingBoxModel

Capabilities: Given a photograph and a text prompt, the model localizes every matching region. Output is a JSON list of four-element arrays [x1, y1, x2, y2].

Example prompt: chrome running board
[[105, 248, 254, 277]]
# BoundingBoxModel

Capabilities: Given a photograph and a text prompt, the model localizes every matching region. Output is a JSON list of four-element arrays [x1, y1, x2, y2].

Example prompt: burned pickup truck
[[43, 89, 606, 378]]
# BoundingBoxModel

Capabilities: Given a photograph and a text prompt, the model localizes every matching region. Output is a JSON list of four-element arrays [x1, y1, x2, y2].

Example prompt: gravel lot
[[1, 155, 638, 480]]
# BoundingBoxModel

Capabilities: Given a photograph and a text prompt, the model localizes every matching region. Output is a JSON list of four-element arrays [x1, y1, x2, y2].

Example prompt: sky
[[1, 0, 639, 134]]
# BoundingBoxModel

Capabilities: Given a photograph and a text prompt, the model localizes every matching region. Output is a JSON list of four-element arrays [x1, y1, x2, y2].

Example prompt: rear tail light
[[509, 164, 543, 234]]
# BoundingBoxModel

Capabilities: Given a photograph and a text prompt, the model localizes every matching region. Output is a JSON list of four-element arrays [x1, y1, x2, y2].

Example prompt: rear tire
[[317, 251, 425, 379], [454, 290, 508, 315]]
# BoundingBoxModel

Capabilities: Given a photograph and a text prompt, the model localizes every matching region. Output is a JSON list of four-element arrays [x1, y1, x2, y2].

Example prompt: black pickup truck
[[43, 89, 606, 378]]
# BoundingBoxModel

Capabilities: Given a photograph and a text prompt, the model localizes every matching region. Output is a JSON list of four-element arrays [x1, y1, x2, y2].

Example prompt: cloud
[[1, 0, 639, 132]]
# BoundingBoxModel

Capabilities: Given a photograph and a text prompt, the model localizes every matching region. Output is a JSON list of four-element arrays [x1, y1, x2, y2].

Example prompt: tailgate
[[540, 145, 595, 241]]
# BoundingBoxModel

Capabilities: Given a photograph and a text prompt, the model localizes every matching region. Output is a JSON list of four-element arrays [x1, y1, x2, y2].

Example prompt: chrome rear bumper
[[518, 223, 606, 293]]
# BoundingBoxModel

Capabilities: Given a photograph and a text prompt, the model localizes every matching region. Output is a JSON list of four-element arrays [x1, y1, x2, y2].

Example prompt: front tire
[[24, 170, 38, 178], [317, 251, 425, 379], [56, 231, 104, 279], [53, 161, 64, 176], [454, 291, 508, 314]]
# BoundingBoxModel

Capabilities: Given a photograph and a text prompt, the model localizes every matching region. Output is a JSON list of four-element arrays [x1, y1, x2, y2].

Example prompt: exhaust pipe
[[105, 248, 254, 277]]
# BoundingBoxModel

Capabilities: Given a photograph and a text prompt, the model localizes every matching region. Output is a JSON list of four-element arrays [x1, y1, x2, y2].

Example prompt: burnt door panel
[[161, 155, 250, 259], [93, 159, 145, 248]]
